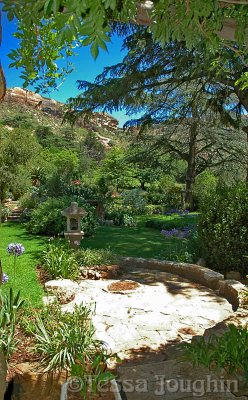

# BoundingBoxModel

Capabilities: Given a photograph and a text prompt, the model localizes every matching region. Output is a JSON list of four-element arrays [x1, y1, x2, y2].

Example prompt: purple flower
[[161, 226, 192, 239], [2, 273, 8, 284], [7, 243, 25, 257]]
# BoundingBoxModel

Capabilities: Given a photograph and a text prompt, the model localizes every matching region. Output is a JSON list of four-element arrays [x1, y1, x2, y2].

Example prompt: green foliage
[[41, 241, 79, 279], [193, 171, 217, 208], [121, 189, 147, 215], [2, 0, 248, 91], [23, 303, 103, 372], [145, 205, 165, 215], [19, 192, 39, 210], [80, 203, 98, 237], [158, 232, 199, 264], [38, 148, 80, 197], [145, 214, 198, 231], [75, 248, 116, 267], [184, 325, 248, 379], [107, 210, 137, 227], [198, 184, 248, 276], [0, 113, 34, 128], [0, 205, 10, 222], [27, 197, 66, 235], [0, 288, 25, 359], [71, 352, 117, 398], [84, 131, 105, 161], [27, 197, 97, 237]]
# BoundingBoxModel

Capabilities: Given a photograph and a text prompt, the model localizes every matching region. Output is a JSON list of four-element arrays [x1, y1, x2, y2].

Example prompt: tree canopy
[[1, 0, 248, 95]]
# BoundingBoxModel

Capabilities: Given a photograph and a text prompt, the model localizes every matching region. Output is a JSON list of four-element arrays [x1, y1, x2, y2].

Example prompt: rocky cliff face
[[4, 87, 118, 131]]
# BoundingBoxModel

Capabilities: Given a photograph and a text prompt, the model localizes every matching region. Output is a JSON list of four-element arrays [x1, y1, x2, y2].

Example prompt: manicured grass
[[0, 222, 47, 307], [82, 215, 197, 260]]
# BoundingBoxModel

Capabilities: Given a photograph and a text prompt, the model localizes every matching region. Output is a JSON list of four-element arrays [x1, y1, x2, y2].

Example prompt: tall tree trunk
[[185, 108, 198, 210], [234, 87, 248, 183]]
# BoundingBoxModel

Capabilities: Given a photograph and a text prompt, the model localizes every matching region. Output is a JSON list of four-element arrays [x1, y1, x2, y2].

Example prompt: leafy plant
[[0, 205, 10, 222], [198, 184, 248, 275], [108, 210, 137, 227], [24, 304, 105, 372], [27, 197, 97, 237], [41, 241, 79, 279], [184, 325, 248, 380], [27, 197, 66, 235], [121, 189, 147, 215], [0, 288, 25, 359], [71, 352, 117, 399], [76, 248, 117, 268]]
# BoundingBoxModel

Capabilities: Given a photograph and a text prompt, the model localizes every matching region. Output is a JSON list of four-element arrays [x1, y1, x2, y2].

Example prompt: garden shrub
[[198, 184, 248, 275], [0, 204, 10, 222], [76, 248, 117, 267], [27, 197, 66, 235], [27, 197, 97, 236], [148, 177, 183, 209], [109, 211, 137, 227], [121, 189, 147, 215], [80, 203, 98, 237], [145, 204, 164, 215], [19, 191, 39, 210], [193, 171, 217, 208]]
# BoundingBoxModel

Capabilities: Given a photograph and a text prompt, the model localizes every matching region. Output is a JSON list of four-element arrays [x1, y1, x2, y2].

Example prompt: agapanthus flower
[[2, 273, 8, 284], [7, 243, 25, 256], [161, 227, 192, 239]]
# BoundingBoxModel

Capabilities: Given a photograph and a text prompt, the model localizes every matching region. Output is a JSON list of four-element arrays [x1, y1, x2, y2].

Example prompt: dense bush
[[27, 197, 97, 236], [145, 204, 164, 215], [193, 171, 217, 208], [121, 189, 147, 215], [108, 210, 137, 227], [27, 198, 66, 235], [0, 204, 10, 222], [80, 203, 98, 236], [147, 177, 183, 209], [198, 184, 248, 275]]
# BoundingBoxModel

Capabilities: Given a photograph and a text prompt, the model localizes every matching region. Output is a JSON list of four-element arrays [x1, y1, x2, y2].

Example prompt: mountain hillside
[[0, 88, 120, 145]]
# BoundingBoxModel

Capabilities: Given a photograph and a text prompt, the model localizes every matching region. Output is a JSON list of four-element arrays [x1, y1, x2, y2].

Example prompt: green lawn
[[82, 214, 198, 260], [0, 214, 197, 306], [0, 223, 47, 307]]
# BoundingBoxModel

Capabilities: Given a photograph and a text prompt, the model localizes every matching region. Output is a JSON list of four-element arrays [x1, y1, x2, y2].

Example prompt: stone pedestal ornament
[[61, 202, 86, 248]]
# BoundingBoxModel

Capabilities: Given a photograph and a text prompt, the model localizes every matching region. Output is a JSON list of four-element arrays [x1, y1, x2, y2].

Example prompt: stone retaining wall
[[120, 257, 246, 311]]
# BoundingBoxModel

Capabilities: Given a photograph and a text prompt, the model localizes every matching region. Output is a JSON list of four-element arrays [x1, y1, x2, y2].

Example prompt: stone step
[[117, 359, 246, 400]]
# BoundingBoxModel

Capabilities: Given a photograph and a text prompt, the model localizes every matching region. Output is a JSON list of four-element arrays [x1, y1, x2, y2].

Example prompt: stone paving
[[118, 357, 248, 400], [46, 268, 233, 362]]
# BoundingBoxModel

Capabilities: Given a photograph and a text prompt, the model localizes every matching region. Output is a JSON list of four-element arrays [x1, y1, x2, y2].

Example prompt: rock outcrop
[[3, 87, 118, 131]]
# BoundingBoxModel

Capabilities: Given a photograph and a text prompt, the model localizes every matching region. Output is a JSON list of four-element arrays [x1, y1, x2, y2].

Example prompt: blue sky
[[1, 12, 135, 127]]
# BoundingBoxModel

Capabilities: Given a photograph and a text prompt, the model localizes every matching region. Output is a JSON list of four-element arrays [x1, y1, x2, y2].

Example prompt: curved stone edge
[[119, 257, 246, 311]]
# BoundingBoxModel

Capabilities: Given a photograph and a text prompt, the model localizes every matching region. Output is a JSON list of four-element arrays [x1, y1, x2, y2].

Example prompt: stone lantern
[[61, 202, 86, 248]]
